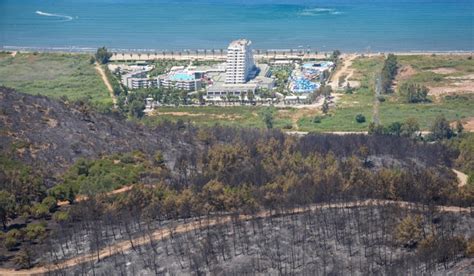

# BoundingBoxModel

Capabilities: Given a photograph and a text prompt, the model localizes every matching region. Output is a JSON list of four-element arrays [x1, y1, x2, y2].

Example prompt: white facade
[[159, 77, 201, 91], [225, 39, 255, 84]]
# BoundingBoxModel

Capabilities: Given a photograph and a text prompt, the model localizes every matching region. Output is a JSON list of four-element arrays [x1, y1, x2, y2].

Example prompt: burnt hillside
[[0, 87, 196, 181], [0, 87, 456, 186]]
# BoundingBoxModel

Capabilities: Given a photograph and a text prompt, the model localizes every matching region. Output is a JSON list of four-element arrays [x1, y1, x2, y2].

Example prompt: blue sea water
[[0, 0, 473, 51]]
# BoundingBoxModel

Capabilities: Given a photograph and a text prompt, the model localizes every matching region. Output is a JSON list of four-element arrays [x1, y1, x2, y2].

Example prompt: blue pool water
[[0, 0, 473, 51], [170, 73, 195, 81]]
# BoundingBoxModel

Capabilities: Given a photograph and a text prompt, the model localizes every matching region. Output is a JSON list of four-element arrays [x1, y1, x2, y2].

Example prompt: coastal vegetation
[[94, 47, 113, 64], [0, 52, 112, 110], [2, 51, 470, 133], [380, 54, 398, 93]]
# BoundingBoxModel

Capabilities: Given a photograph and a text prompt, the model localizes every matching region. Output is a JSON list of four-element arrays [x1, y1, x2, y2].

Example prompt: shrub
[[399, 82, 429, 103], [355, 114, 366, 123], [395, 215, 423, 248], [13, 248, 33, 269], [25, 223, 46, 241], [282, 123, 293, 129], [313, 116, 323, 123], [95, 47, 112, 64], [4, 235, 17, 251], [31, 203, 49, 219], [41, 196, 57, 212], [53, 211, 70, 223], [431, 115, 454, 140]]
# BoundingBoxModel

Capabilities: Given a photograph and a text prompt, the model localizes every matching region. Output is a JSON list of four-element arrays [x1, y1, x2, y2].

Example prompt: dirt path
[[453, 169, 469, 187], [95, 64, 117, 108], [0, 199, 470, 275], [328, 54, 357, 91], [57, 185, 135, 207]]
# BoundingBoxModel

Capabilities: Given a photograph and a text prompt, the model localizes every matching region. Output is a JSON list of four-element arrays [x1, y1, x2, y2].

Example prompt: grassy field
[[298, 55, 474, 132], [0, 52, 112, 108], [143, 105, 296, 129]]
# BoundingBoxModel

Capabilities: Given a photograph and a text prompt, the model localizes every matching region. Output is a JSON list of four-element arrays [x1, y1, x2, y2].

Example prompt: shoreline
[[2, 45, 472, 57]]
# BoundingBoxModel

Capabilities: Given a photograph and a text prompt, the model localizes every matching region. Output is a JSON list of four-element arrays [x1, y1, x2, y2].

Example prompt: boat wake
[[299, 8, 343, 16], [35, 11, 74, 21]]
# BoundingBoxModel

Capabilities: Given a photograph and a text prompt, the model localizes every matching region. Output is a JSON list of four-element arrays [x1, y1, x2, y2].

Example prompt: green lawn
[[0, 52, 112, 108], [297, 55, 474, 132]]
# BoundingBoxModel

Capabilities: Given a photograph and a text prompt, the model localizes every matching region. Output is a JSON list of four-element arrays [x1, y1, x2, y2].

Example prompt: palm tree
[[240, 92, 246, 105]]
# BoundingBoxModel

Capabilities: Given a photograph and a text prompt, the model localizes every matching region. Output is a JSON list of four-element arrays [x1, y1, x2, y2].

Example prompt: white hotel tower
[[225, 39, 255, 84]]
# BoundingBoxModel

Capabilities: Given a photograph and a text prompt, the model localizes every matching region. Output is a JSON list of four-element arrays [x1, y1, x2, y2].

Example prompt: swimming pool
[[169, 72, 195, 81]]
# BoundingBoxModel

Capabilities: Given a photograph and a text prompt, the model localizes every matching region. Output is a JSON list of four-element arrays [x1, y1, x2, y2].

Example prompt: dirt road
[[0, 199, 469, 275], [328, 54, 357, 91], [95, 64, 117, 108], [453, 169, 469, 187]]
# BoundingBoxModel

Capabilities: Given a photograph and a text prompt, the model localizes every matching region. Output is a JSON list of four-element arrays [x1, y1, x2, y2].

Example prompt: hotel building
[[225, 39, 256, 84]]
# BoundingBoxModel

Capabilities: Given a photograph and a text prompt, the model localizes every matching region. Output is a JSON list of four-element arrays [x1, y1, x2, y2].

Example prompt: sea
[[0, 0, 473, 52]]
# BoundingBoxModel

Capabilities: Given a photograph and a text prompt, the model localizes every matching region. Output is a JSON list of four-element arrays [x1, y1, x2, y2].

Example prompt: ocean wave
[[35, 11, 74, 21], [298, 7, 343, 16]]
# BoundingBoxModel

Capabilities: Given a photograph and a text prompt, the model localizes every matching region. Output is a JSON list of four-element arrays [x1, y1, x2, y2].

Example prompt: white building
[[225, 39, 256, 84], [122, 70, 160, 89], [159, 70, 202, 91]]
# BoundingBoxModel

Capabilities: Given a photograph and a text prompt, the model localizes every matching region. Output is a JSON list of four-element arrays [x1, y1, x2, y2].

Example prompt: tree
[[247, 90, 255, 103], [321, 99, 329, 114], [259, 107, 274, 129], [31, 203, 49, 219], [13, 247, 34, 269], [319, 85, 332, 97], [330, 50, 341, 63], [201, 180, 226, 213], [129, 99, 145, 118], [395, 215, 424, 248], [4, 229, 21, 251], [456, 120, 464, 135], [95, 47, 113, 64], [25, 223, 46, 242], [385, 122, 402, 136], [381, 54, 398, 93], [401, 117, 420, 138], [4, 235, 17, 251], [0, 191, 15, 229], [368, 122, 384, 135], [355, 114, 366, 123], [431, 115, 453, 140], [399, 82, 429, 103], [42, 196, 57, 212], [344, 82, 354, 94]]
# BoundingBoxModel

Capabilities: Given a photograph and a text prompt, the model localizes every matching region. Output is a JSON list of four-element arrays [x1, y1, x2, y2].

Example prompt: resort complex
[[109, 39, 336, 108]]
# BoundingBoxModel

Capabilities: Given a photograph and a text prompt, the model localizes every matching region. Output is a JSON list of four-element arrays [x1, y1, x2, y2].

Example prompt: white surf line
[[35, 10, 74, 21]]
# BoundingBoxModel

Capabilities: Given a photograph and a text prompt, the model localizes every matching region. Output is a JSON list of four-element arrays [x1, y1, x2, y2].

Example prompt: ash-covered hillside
[[0, 87, 196, 180], [1, 87, 455, 181]]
